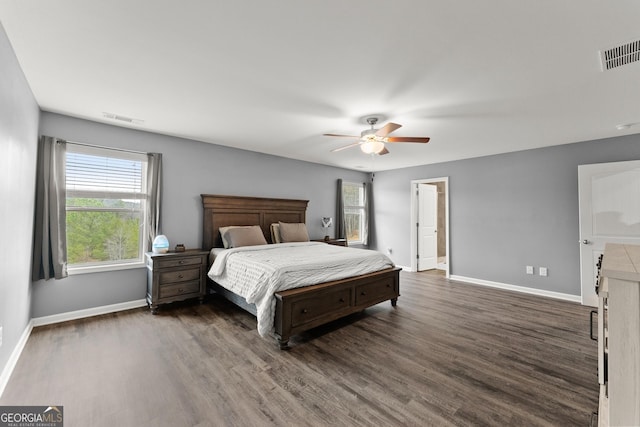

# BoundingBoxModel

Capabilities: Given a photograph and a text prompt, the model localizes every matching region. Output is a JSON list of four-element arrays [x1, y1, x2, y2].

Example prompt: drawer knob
[[178, 288, 183, 293], [339, 298, 345, 303], [361, 292, 366, 296], [178, 274, 184, 279], [301, 309, 308, 314], [178, 260, 185, 264], [386, 284, 391, 288]]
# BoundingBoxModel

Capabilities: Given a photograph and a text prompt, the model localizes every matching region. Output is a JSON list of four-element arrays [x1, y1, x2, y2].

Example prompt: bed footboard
[[274, 267, 401, 349]]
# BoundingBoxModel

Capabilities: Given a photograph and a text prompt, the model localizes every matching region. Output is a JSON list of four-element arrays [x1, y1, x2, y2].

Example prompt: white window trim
[[343, 181, 366, 245], [65, 143, 149, 273], [68, 261, 146, 275]]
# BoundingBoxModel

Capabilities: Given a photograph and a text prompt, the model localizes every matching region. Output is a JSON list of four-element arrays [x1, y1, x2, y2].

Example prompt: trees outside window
[[66, 145, 148, 269], [342, 182, 366, 244]]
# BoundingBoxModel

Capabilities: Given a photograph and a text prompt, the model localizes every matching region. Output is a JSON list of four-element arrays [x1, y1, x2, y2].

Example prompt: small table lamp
[[321, 217, 333, 241]]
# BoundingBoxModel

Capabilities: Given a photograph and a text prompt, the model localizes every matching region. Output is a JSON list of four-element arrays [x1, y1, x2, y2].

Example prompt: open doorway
[[410, 178, 450, 278]]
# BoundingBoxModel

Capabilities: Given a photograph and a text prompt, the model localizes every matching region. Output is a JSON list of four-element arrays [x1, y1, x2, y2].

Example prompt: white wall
[[0, 23, 40, 380]]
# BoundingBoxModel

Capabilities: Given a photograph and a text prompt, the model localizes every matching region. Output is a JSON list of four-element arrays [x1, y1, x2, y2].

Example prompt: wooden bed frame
[[201, 194, 400, 349]]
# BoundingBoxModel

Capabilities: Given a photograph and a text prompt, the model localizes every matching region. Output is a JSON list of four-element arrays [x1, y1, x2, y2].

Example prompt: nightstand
[[145, 249, 209, 314], [312, 238, 348, 247]]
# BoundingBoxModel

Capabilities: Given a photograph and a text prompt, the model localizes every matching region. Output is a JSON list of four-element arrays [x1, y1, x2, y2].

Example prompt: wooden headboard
[[201, 194, 308, 249]]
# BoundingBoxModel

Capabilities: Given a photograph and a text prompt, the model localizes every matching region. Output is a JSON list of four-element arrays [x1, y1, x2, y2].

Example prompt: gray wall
[[0, 23, 40, 376], [33, 112, 367, 317], [373, 133, 640, 296]]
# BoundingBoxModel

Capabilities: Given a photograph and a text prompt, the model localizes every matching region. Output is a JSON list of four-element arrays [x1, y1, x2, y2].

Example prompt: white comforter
[[207, 242, 394, 337]]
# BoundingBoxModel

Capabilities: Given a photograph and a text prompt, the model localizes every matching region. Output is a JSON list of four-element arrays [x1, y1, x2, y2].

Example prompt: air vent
[[600, 39, 640, 71], [102, 112, 144, 125]]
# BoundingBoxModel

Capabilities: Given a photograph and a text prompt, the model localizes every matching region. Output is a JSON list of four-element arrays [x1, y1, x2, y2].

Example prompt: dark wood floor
[[1, 271, 598, 426]]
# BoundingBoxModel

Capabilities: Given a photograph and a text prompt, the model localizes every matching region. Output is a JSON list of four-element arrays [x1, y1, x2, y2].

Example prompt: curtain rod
[[64, 139, 149, 156]]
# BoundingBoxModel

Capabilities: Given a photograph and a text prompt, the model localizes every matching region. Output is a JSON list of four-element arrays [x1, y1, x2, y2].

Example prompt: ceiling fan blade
[[385, 136, 430, 143], [375, 122, 402, 137], [331, 141, 362, 152], [323, 133, 360, 138], [378, 147, 390, 155]]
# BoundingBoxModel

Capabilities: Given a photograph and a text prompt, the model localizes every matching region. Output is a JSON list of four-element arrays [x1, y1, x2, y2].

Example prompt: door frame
[[578, 159, 640, 306], [410, 177, 450, 277], [417, 183, 438, 271]]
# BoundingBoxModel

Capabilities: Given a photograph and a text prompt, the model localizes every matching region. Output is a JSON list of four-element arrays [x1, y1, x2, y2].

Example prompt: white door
[[418, 184, 438, 271], [579, 160, 640, 306]]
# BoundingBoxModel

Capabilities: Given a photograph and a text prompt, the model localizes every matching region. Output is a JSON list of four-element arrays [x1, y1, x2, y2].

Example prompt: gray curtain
[[146, 153, 163, 250], [32, 136, 68, 280], [362, 179, 372, 246], [336, 179, 346, 239]]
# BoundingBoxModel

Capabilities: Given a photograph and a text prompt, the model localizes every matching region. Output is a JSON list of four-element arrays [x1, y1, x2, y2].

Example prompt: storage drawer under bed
[[290, 287, 352, 327], [355, 277, 398, 306]]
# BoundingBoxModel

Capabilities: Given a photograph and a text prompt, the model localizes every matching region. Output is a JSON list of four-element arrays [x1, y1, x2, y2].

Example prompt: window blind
[[66, 151, 145, 200]]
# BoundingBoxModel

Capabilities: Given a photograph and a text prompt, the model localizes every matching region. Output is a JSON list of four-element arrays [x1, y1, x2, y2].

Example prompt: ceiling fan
[[324, 117, 430, 155]]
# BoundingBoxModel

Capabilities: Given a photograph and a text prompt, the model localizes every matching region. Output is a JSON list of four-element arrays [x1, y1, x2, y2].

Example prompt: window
[[342, 181, 366, 244], [66, 144, 148, 272]]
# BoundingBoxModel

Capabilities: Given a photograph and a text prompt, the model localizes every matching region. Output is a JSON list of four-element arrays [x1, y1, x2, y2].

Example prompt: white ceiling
[[1, 1, 640, 172]]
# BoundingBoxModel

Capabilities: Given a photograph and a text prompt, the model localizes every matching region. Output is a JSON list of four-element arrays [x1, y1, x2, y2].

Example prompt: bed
[[201, 194, 401, 349]]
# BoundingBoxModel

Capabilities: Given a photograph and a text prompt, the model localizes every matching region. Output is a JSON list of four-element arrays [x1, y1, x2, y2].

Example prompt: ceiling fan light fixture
[[325, 118, 429, 156], [361, 129, 376, 138], [361, 140, 385, 154], [360, 141, 374, 154]]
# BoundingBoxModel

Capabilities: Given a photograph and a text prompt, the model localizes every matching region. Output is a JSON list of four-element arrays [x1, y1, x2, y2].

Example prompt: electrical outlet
[[526, 266, 534, 275], [539, 267, 548, 277]]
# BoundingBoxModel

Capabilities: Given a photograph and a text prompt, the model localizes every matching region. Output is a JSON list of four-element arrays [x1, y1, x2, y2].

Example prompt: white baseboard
[[32, 299, 148, 327], [449, 275, 581, 303], [0, 320, 33, 399], [395, 265, 412, 272]]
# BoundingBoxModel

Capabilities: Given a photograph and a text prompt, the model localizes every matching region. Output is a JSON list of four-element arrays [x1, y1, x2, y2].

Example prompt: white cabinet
[[598, 244, 640, 426]]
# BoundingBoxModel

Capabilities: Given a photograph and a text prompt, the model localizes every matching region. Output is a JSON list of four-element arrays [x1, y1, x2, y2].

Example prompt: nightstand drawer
[[159, 280, 201, 298], [159, 267, 201, 284], [154, 256, 203, 269]]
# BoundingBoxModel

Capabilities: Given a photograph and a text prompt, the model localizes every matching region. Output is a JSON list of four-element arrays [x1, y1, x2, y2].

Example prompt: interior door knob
[[582, 239, 590, 245]]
